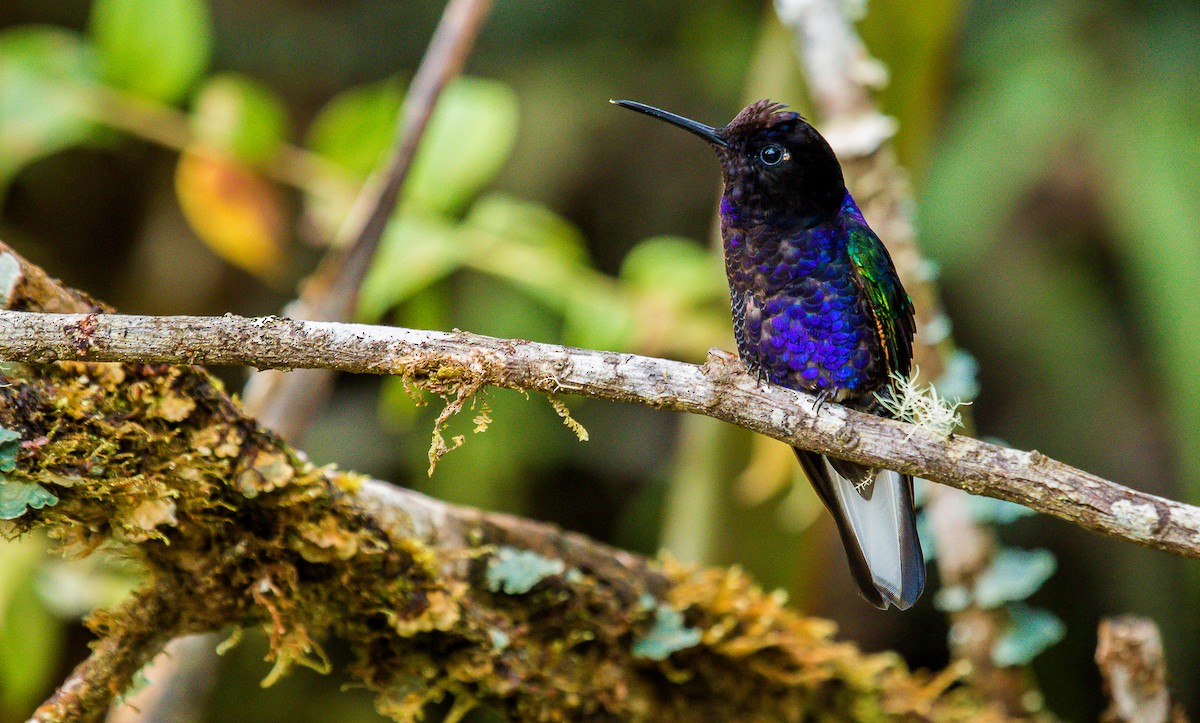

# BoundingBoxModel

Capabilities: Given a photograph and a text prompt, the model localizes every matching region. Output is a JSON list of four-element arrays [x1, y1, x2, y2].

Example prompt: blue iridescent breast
[[721, 194, 885, 399]]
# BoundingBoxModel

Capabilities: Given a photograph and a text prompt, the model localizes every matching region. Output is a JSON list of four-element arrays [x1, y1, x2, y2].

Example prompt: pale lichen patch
[[1169, 505, 1200, 543], [236, 449, 295, 498], [129, 498, 178, 537], [1110, 500, 1160, 539], [155, 390, 197, 422], [486, 547, 566, 594], [293, 514, 361, 562]]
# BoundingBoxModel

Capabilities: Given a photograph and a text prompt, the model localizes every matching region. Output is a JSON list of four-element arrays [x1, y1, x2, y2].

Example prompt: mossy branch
[[0, 306, 1198, 562], [0, 243, 1011, 720]]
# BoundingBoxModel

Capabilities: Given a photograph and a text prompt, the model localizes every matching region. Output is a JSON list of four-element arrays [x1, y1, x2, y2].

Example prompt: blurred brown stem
[[1096, 616, 1188, 723], [78, 84, 356, 204], [242, 0, 494, 441]]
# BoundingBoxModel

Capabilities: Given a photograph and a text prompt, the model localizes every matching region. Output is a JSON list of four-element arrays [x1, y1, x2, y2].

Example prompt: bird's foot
[[812, 390, 831, 416]]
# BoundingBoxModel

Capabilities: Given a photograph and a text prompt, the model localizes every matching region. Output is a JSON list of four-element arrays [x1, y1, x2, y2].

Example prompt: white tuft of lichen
[[876, 366, 970, 439]]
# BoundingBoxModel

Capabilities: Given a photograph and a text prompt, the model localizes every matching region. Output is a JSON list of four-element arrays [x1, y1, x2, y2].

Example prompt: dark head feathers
[[723, 99, 801, 136]]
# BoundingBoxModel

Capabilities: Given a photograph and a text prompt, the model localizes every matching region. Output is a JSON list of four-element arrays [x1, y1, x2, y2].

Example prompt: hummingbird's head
[[611, 98, 846, 225]]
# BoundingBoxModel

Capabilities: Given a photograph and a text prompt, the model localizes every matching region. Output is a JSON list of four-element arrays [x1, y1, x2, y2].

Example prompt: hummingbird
[[612, 98, 924, 610]]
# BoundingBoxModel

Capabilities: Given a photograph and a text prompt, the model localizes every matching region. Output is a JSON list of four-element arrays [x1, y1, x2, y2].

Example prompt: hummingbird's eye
[[759, 144, 786, 166]]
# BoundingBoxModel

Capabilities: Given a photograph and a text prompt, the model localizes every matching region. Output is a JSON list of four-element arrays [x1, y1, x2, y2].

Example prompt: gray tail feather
[[794, 449, 925, 610]]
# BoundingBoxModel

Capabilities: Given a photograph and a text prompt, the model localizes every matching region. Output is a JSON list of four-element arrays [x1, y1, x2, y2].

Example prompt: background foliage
[[1, 0, 1198, 720]]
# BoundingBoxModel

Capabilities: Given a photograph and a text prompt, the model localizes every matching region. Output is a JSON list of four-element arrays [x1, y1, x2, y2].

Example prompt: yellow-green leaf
[[175, 146, 287, 283], [191, 73, 289, 167]]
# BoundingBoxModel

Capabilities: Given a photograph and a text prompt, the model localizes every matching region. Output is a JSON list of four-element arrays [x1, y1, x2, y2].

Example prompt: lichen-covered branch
[[0, 307, 1198, 563], [0, 245, 1009, 720]]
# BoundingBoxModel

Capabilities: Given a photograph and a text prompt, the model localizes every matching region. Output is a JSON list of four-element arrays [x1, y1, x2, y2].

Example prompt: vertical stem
[[243, 0, 495, 441], [774, 0, 1039, 713]]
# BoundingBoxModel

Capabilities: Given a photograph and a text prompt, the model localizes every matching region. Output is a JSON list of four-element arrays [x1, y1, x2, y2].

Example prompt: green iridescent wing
[[846, 224, 915, 378]]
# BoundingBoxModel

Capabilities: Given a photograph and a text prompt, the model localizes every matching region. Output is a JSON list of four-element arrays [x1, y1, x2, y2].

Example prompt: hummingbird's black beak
[[610, 99, 728, 148]]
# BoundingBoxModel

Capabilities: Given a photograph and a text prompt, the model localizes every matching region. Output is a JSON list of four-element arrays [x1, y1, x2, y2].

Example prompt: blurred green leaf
[[308, 76, 518, 218], [620, 236, 725, 305], [403, 77, 519, 215], [973, 547, 1056, 609], [463, 194, 601, 312], [0, 27, 101, 185], [919, 9, 1096, 268], [468, 196, 639, 345], [858, 0, 962, 176], [191, 73, 290, 167], [306, 77, 404, 178], [358, 214, 464, 322], [0, 537, 62, 715], [466, 193, 587, 266], [1099, 89, 1200, 495], [991, 603, 1065, 667], [562, 293, 635, 351], [90, 0, 212, 104]]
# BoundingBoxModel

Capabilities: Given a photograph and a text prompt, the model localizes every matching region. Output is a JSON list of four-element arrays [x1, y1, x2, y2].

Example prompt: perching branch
[[2, 308, 1199, 561]]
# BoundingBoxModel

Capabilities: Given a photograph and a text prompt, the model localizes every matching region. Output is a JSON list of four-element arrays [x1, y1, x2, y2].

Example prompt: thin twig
[[2, 308, 1199, 562], [242, 0, 494, 440], [77, 84, 356, 203]]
